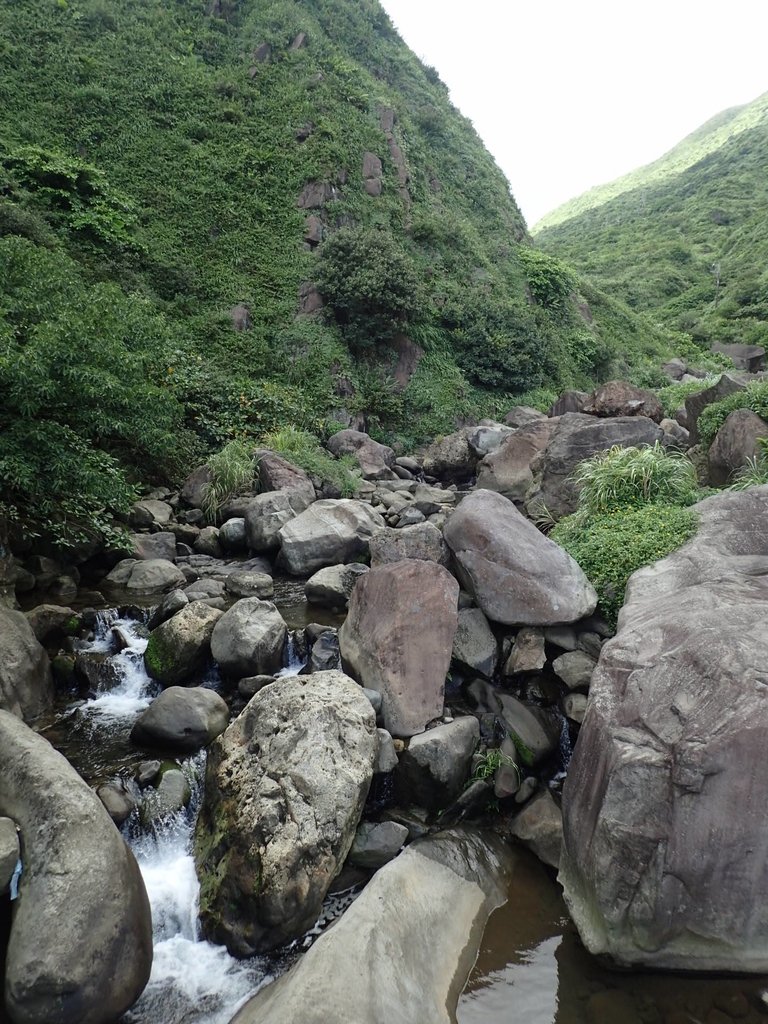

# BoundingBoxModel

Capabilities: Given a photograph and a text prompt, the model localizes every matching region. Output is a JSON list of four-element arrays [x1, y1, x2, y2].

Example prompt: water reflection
[[459, 848, 768, 1024]]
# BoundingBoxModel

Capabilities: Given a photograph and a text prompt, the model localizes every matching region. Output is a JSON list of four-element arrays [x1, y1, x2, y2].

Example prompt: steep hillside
[[0, 0, 680, 547], [535, 92, 768, 352]]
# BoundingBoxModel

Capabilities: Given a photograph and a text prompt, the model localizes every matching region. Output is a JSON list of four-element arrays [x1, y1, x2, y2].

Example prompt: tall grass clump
[[730, 437, 768, 490], [552, 442, 700, 625], [260, 426, 360, 497], [201, 440, 254, 524]]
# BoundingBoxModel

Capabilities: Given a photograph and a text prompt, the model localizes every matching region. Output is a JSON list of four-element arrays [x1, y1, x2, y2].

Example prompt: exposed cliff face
[[536, 92, 768, 354]]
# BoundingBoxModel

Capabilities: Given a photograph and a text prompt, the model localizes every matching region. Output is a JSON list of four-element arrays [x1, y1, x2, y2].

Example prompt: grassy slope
[[534, 92, 768, 351], [1, 0, 681, 461]]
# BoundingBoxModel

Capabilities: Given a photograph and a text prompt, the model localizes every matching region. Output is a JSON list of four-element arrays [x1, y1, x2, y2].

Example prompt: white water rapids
[[73, 612, 271, 1024]]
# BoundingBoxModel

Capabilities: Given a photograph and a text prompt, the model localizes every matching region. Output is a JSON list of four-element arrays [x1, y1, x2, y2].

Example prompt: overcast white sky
[[380, 0, 768, 227]]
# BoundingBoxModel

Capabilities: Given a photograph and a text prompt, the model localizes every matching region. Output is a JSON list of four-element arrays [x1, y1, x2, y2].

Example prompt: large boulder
[[560, 486, 768, 971], [210, 598, 287, 678], [230, 829, 512, 1024], [582, 381, 664, 423], [131, 686, 229, 753], [254, 449, 315, 495], [707, 408, 768, 485], [684, 373, 745, 445], [278, 500, 385, 576], [421, 428, 478, 483], [451, 607, 498, 678], [339, 561, 459, 737], [104, 558, 186, 594], [524, 413, 664, 521], [394, 717, 479, 810], [0, 711, 152, 1024], [443, 490, 597, 626], [305, 563, 368, 610], [476, 417, 559, 502], [0, 608, 53, 722], [326, 429, 396, 480], [194, 671, 376, 955], [711, 341, 765, 373], [244, 487, 315, 553], [143, 601, 223, 686], [128, 531, 177, 561], [369, 521, 449, 567]]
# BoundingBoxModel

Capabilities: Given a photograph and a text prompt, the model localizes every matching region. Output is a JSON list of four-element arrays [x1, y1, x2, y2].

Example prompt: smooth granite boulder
[[194, 671, 376, 955], [1, 711, 152, 1024], [230, 829, 512, 1024], [560, 486, 768, 971], [444, 490, 596, 626], [278, 500, 385, 575], [339, 561, 459, 737], [0, 608, 53, 723], [131, 686, 229, 753], [210, 598, 286, 678], [144, 601, 223, 686]]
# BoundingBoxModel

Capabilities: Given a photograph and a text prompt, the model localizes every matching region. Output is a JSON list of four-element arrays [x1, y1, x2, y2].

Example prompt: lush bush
[[655, 377, 715, 417], [571, 442, 699, 516], [315, 228, 424, 351], [517, 247, 575, 310], [552, 504, 698, 625], [259, 426, 360, 497], [697, 380, 768, 450]]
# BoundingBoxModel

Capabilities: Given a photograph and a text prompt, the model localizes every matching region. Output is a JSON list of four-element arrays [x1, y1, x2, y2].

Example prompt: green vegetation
[[0, 0, 685, 548], [472, 747, 520, 784], [656, 378, 715, 417], [730, 439, 768, 490], [552, 443, 700, 623], [571, 442, 699, 517], [552, 505, 698, 625], [697, 380, 768, 450], [536, 92, 768, 352], [201, 440, 255, 524], [260, 426, 360, 496]]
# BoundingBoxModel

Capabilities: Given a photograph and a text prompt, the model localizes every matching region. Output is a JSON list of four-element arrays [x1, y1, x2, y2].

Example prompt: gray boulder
[[96, 781, 137, 826], [503, 405, 547, 428], [105, 558, 186, 594], [194, 671, 377, 955], [144, 601, 223, 686], [348, 821, 408, 869], [131, 686, 229, 753], [0, 710, 152, 1024], [278, 499, 385, 575], [219, 517, 247, 552], [476, 418, 559, 502], [451, 607, 497, 678], [498, 694, 560, 768], [130, 499, 173, 529], [444, 490, 597, 625], [684, 373, 745, 445], [552, 649, 596, 691], [129, 531, 177, 561], [547, 390, 589, 416], [210, 598, 286, 678], [369, 521, 449, 567], [244, 487, 315, 553], [305, 563, 368, 610], [230, 829, 512, 1024], [0, 816, 19, 894], [421, 428, 478, 482], [225, 571, 274, 599], [194, 525, 223, 558], [511, 790, 562, 869], [0, 608, 53, 722], [147, 589, 188, 630], [339, 561, 459, 737], [467, 424, 516, 457], [583, 380, 664, 423], [310, 630, 341, 673], [504, 627, 546, 675], [326, 429, 396, 480], [711, 341, 765, 373], [180, 464, 213, 508], [708, 408, 768, 485], [254, 449, 315, 495], [525, 413, 664, 521], [560, 486, 768, 971], [394, 717, 479, 811]]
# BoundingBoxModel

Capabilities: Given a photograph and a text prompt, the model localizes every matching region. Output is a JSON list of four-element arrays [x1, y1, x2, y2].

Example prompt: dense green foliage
[[696, 380, 768, 450], [0, 0, 686, 547], [535, 92, 768, 352], [730, 438, 768, 489], [552, 504, 698, 625], [571, 442, 699, 516], [551, 442, 700, 623], [201, 440, 255, 523]]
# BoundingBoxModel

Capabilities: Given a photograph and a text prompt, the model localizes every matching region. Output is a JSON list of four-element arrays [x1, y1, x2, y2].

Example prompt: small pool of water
[[459, 848, 768, 1024]]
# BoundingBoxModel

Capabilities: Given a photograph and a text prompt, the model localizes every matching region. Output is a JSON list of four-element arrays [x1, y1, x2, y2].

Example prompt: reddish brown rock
[[339, 561, 459, 737], [707, 408, 768, 485], [583, 381, 663, 423], [476, 418, 560, 502]]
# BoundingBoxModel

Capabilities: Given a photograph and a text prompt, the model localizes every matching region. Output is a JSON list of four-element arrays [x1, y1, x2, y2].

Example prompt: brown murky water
[[459, 848, 768, 1024]]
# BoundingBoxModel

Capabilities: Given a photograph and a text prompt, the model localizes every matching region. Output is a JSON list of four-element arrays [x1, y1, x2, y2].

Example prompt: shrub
[[730, 438, 768, 490], [655, 377, 715, 417], [572, 442, 699, 516], [201, 440, 254, 524], [697, 380, 768, 450], [260, 426, 360, 497], [552, 504, 698, 625]]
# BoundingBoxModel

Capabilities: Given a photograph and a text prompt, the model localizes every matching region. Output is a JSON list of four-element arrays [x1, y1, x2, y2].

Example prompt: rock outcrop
[[1, 711, 152, 1024], [194, 671, 376, 955], [560, 486, 768, 971], [0, 608, 53, 722]]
